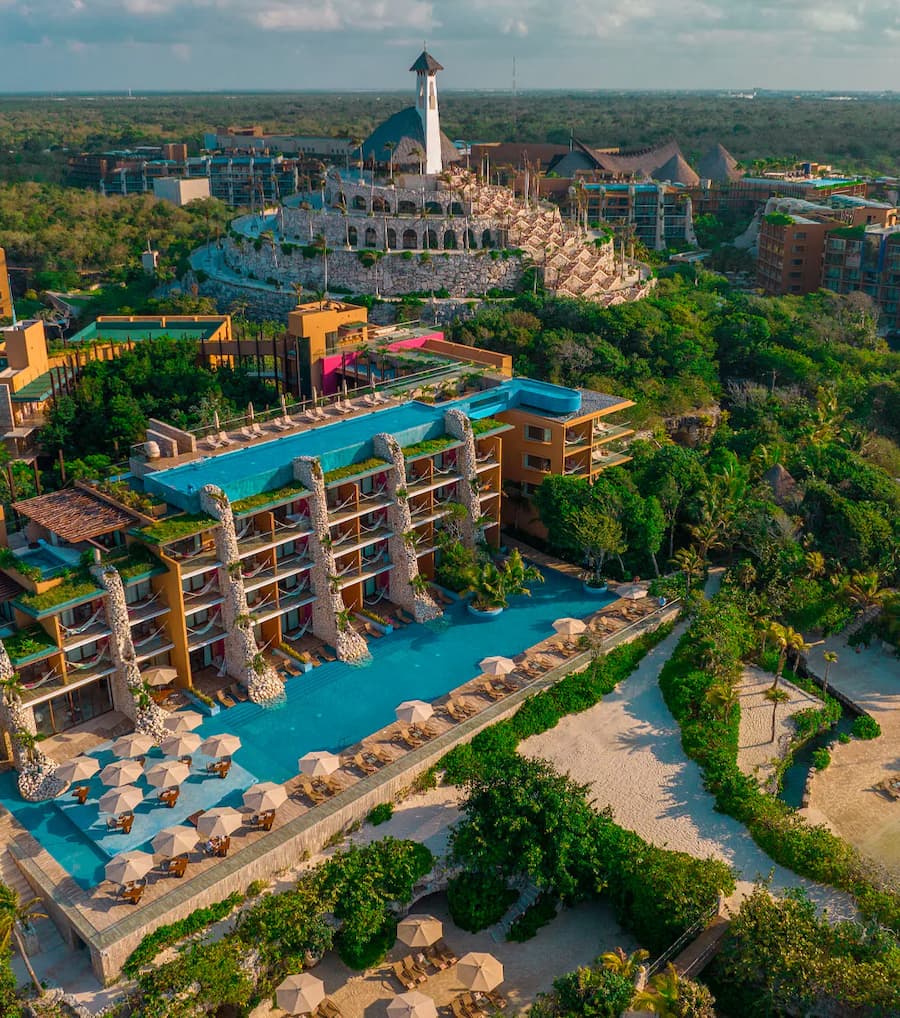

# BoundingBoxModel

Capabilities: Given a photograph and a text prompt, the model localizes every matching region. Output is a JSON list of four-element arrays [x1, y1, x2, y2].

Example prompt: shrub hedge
[[447, 871, 519, 932], [507, 893, 558, 942], [853, 715, 882, 740]]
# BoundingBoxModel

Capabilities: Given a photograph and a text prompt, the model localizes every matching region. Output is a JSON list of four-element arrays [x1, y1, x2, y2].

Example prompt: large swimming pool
[[0, 567, 611, 888]]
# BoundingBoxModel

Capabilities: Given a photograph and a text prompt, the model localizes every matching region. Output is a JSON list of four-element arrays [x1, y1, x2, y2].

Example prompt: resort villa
[[0, 305, 646, 983]]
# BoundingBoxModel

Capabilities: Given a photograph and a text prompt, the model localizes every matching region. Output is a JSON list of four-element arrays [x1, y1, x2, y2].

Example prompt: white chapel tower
[[410, 51, 444, 175]]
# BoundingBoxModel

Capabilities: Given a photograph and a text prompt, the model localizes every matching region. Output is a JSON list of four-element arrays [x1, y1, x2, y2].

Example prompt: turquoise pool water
[[0, 567, 612, 888]]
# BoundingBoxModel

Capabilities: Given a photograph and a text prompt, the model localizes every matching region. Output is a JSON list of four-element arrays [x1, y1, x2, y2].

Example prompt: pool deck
[[3, 588, 679, 984]]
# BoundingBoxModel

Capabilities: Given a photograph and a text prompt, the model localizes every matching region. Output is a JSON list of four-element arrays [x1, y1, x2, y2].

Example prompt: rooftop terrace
[[68, 316, 228, 346]]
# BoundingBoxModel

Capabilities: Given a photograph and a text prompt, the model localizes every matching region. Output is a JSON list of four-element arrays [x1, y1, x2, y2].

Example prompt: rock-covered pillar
[[292, 458, 368, 661], [92, 561, 168, 742], [373, 433, 441, 623], [199, 484, 284, 704], [444, 409, 480, 549], [0, 642, 63, 800]]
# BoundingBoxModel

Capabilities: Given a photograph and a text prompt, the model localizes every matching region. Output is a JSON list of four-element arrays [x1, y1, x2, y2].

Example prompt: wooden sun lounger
[[216, 689, 236, 708], [366, 744, 394, 765], [297, 776, 327, 805], [120, 880, 146, 905], [228, 683, 249, 702], [318, 645, 337, 662], [392, 961, 418, 991], [423, 943, 451, 970], [364, 622, 385, 639], [316, 999, 342, 1018], [166, 855, 188, 878], [402, 954, 428, 982], [392, 726, 424, 749], [478, 681, 505, 701], [350, 752, 378, 774], [396, 607, 417, 625]]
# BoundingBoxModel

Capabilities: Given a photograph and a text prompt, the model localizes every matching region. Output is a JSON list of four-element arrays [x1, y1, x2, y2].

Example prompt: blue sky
[[0, 0, 898, 92]]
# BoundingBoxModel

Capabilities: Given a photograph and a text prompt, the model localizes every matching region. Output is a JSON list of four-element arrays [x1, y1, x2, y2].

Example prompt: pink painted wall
[[320, 332, 443, 394]]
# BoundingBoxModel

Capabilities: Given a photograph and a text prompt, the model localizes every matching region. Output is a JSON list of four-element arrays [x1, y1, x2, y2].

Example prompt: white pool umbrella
[[196, 807, 242, 839], [152, 825, 198, 858], [99, 785, 143, 814], [397, 914, 442, 948], [161, 732, 202, 758], [387, 991, 438, 1018], [164, 711, 203, 733], [111, 733, 155, 758], [198, 733, 241, 759], [248, 402, 255, 422], [616, 583, 648, 601], [280, 393, 289, 417], [298, 750, 340, 777], [552, 617, 586, 637], [276, 972, 325, 1015], [142, 666, 179, 687], [395, 700, 433, 725], [144, 760, 190, 789], [479, 656, 515, 676], [457, 952, 504, 992], [242, 782, 287, 812], [100, 759, 143, 787], [55, 756, 99, 785], [105, 851, 154, 885]]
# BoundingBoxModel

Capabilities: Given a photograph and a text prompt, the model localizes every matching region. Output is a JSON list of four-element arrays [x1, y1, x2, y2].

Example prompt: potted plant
[[466, 549, 543, 617]]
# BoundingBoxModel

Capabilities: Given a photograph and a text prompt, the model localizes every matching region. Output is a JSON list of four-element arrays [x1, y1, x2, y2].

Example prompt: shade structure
[[196, 807, 243, 839], [457, 952, 504, 992], [144, 759, 190, 789], [105, 850, 154, 885], [552, 617, 586, 637], [142, 666, 179, 687], [275, 972, 325, 1015], [479, 655, 516, 676], [100, 759, 143, 787], [397, 914, 442, 948], [395, 699, 434, 725], [152, 825, 198, 858], [99, 785, 143, 815], [54, 756, 99, 785], [242, 782, 288, 812], [280, 393, 289, 417], [198, 733, 241, 759], [111, 733, 156, 758], [616, 583, 648, 601], [387, 991, 438, 1018], [163, 711, 204, 733], [248, 401, 255, 422], [298, 750, 340, 777], [161, 732, 202, 758]]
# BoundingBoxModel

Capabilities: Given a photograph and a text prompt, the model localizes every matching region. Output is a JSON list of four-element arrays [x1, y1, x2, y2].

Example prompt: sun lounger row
[[215, 683, 250, 708]]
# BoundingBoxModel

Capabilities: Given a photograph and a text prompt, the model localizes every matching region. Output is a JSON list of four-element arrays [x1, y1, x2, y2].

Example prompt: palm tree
[[599, 946, 650, 980], [804, 550, 826, 580], [312, 233, 329, 298], [822, 650, 838, 698], [689, 518, 724, 561], [765, 686, 790, 744], [706, 679, 739, 720], [632, 963, 682, 1017], [670, 546, 704, 595], [499, 548, 544, 598], [0, 883, 45, 993], [845, 570, 890, 619], [767, 622, 788, 690], [785, 626, 809, 673], [14, 730, 39, 764], [0, 674, 23, 705]]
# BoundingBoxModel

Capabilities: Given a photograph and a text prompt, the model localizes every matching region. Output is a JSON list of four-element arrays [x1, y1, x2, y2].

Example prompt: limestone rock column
[[292, 458, 368, 662], [199, 484, 284, 704], [444, 409, 480, 549], [373, 433, 441, 622]]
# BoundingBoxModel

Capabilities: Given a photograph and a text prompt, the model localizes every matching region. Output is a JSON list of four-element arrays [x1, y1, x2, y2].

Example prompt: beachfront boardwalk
[[521, 577, 858, 920]]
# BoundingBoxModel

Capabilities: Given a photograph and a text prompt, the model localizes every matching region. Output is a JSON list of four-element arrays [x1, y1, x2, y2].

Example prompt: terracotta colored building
[[0, 247, 12, 321]]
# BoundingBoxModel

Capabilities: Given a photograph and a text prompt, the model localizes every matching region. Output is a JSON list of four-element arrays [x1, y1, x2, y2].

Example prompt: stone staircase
[[488, 880, 541, 943]]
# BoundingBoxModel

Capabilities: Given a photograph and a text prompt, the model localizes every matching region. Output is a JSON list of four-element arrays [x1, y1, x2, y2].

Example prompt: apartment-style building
[[0, 314, 632, 756]]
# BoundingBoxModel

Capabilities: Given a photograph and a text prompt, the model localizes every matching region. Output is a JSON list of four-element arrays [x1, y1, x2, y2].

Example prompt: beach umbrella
[[457, 952, 504, 992], [275, 973, 325, 1015], [196, 807, 243, 840], [100, 759, 143, 787], [616, 583, 648, 601], [397, 914, 442, 948], [144, 759, 190, 789], [280, 393, 289, 417], [55, 756, 99, 785], [552, 617, 586, 637], [142, 666, 178, 688], [104, 850, 154, 885], [160, 732, 202, 758], [152, 825, 198, 858], [242, 782, 288, 812], [387, 991, 438, 1018], [111, 733, 155, 758], [99, 785, 143, 815], [248, 402, 255, 422], [163, 711, 203, 733], [395, 700, 433, 725], [298, 750, 340, 777], [213, 410, 221, 432], [198, 733, 241, 759], [479, 656, 515, 676]]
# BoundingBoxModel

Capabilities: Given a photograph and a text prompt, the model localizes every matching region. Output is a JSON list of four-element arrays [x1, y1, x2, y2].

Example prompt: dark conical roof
[[410, 51, 443, 73], [763, 463, 800, 506], [361, 106, 460, 168], [698, 143, 742, 183], [651, 152, 700, 186]]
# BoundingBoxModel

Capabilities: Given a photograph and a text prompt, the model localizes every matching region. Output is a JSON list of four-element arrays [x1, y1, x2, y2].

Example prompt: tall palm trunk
[[13, 925, 41, 994]]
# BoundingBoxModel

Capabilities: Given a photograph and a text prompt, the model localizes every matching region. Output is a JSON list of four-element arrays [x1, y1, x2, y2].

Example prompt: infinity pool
[[0, 567, 612, 888]]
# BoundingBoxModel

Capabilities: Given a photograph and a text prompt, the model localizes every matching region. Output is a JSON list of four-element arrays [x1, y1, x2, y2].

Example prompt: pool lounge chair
[[206, 758, 232, 780], [217, 431, 235, 446], [396, 607, 417, 625], [366, 744, 394, 765], [71, 784, 90, 805], [159, 787, 180, 808], [215, 689, 236, 708], [391, 961, 418, 991], [391, 726, 424, 749], [402, 954, 428, 982], [120, 880, 146, 905], [478, 681, 506, 701], [411, 721, 440, 740], [229, 683, 249, 702], [297, 776, 327, 805], [433, 938, 458, 965], [350, 752, 378, 775], [316, 998, 342, 1018], [166, 855, 188, 878]]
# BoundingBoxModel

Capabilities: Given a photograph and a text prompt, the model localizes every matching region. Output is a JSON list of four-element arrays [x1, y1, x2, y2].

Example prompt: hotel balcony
[[61, 619, 112, 653], [243, 553, 313, 593], [19, 663, 68, 705], [181, 579, 224, 614], [591, 448, 632, 470], [186, 618, 226, 652], [592, 422, 634, 443], [64, 653, 116, 684], [127, 593, 171, 627], [179, 549, 223, 580], [330, 528, 392, 558], [334, 561, 393, 591], [237, 523, 310, 560], [407, 471, 461, 497], [327, 492, 392, 526]]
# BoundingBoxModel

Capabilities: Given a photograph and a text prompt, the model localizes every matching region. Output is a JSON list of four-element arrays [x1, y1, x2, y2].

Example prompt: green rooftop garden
[[471, 417, 507, 435], [138, 512, 216, 545], [232, 481, 309, 516], [764, 212, 794, 227], [91, 479, 165, 516], [829, 224, 866, 240], [323, 457, 388, 485], [16, 573, 103, 615], [2, 626, 58, 664], [104, 544, 164, 581], [401, 435, 458, 460]]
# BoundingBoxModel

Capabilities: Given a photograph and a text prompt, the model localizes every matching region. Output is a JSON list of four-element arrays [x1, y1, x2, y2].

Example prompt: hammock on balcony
[[249, 594, 274, 613], [329, 493, 355, 512], [187, 612, 222, 637], [332, 529, 354, 546], [360, 484, 387, 501], [234, 520, 253, 541], [241, 559, 268, 579], [286, 574, 310, 593], [60, 605, 105, 637], [215, 656, 227, 677], [276, 517, 304, 532], [133, 626, 164, 649], [283, 619, 312, 641], [285, 511, 309, 526], [433, 462, 457, 475], [127, 589, 162, 614], [364, 589, 387, 606], [475, 451, 492, 463], [69, 649, 110, 671], [335, 560, 357, 577], [22, 667, 60, 690], [185, 574, 219, 598], [359, 517, 385, 533], [362, 549, 386, 568]]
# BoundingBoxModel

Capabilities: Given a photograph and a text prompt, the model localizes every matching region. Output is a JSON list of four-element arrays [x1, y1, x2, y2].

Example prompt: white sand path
[[521, 615, 857, 920]]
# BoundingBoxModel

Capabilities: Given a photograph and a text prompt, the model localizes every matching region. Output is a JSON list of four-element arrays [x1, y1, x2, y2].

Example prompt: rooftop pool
[[0, 566, 612, 888]]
